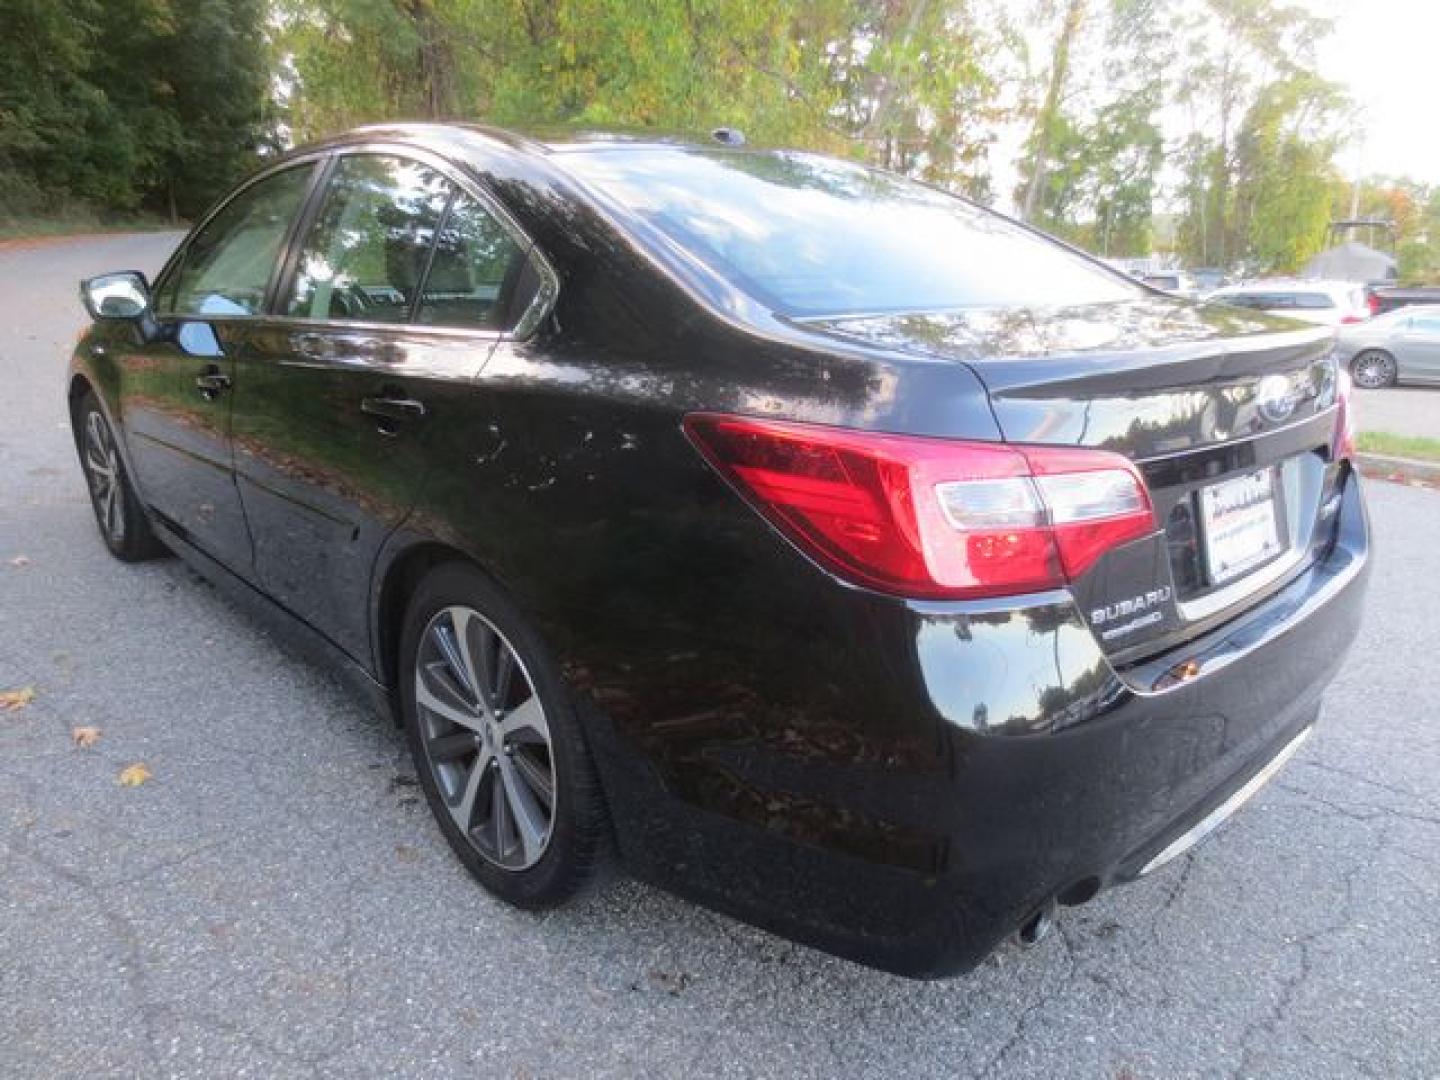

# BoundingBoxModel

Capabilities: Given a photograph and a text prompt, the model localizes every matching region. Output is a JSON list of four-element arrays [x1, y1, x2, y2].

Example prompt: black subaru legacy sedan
[[69, 124, 1370, 977]]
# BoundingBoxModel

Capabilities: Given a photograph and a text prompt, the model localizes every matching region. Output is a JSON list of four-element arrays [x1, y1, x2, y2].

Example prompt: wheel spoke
[[500, 695, 548, 744], [489, 760, 511, 855], [510, 747, 554, 810], [86, 412, 106, 452], [104, 485, 121, 537], [416, 663, 484, 732], [86, 448, 113, 478], [427, 730, 476, 762], [454, 747, 492, 832], [472, 619, 502, 709], [434, 611, 481, 705], [492, 645, 515, 709], [497, 754, 548, 863]]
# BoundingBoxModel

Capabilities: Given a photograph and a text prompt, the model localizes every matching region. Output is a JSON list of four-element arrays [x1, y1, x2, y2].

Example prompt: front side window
[[415, 191, 526, 330], [282, 155, 451, 323], [164, 164, 315, 317]]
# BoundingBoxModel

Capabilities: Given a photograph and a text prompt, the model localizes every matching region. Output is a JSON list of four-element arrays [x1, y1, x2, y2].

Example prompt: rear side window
[[415, 191, 526, 329], [565, 148, 1138, 317], [1293, 293, 1336, 310], [282, 155, 451, 323], [164, 164, 315, 317]]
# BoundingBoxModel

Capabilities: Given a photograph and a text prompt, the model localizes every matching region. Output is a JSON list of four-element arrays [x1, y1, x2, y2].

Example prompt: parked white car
[[1336, 304, 1440, 388], [1207, 280, 1371, 327]]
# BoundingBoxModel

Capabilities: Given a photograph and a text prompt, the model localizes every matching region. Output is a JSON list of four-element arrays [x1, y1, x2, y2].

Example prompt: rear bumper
[[589, 469, 1370, 978]]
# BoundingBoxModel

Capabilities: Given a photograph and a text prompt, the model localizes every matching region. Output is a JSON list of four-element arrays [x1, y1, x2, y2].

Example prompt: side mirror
[[81, 271, 151, 322]]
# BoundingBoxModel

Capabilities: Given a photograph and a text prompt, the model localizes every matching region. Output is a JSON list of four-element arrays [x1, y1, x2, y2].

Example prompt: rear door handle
[[361, 393, 426, 433], [195, 367, 232, 399]]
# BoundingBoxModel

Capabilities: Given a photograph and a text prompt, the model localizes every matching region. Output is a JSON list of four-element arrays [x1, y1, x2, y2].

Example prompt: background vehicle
[[1208, 280, 1371, 326], [1369, 285, 1440, 316], [1140, 271, 1199, 297], [1337, 304, 1440, 387], [68, 124, 1369, 978]]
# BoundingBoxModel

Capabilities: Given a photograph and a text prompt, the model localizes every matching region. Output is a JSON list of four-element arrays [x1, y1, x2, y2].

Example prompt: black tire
[[399, 562, 608, 908], [1351, 349, 1398, 389], [74, 392, 167, 562]]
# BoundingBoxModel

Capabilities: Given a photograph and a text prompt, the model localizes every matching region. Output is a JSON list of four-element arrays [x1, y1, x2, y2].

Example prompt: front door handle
[[361, 392, 426, 434], [195, 366, 232, 399]]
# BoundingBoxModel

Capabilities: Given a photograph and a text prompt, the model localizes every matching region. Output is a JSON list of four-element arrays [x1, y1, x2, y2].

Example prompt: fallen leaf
[[0, 687, 36, 712], [71, 725, 102, 748], [7, 555, 30, 568], [117, 762, 152, 787]]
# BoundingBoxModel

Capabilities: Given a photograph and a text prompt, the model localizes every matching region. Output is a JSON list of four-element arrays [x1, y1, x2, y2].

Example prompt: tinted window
[[565, 148, 1138, 317], [416, 191, 526, 329], [165, 165, 314, 317], [283, 155, 451, 323], [1218, 293, 1284, 310], [1293, 293, 1336, 309]]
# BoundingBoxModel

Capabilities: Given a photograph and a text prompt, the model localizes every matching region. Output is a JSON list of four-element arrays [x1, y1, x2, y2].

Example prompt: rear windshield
[[564, 148, 1139, 317]]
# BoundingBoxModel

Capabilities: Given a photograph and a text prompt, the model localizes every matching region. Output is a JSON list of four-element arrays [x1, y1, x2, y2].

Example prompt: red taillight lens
[[683, 414, 1156, 600], [1340, 314, 1365, 325]]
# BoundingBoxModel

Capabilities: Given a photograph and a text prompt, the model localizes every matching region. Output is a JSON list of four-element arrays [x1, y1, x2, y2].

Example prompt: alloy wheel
[[413, 605, 556, 871], [83, 410, 125, 543], [1351, 350, 1395, 389]]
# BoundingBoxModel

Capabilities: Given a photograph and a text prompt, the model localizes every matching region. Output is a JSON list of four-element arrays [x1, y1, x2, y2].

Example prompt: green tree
[[1231, 73, 1346, 272], [1173, 0, 1336, 268], [0, 0, 270, 220]]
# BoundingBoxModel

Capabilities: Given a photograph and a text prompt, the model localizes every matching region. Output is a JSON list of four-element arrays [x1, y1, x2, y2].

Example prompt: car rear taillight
[[683, 414, 1156, 600], [1340, 314, 1365, 325]]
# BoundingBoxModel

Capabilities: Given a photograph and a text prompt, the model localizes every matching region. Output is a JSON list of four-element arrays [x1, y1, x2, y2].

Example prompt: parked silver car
[[1336, 305, 1440, 388]]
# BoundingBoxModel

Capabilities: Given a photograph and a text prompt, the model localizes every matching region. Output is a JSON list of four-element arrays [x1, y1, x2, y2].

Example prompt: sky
[[1311, 0, 1439, 182]]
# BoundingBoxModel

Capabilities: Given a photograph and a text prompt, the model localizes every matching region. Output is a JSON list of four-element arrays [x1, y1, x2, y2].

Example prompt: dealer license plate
[[1199, 469, 1284, 585]]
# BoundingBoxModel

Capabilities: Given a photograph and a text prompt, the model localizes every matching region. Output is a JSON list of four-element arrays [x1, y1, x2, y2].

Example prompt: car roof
[[276, 121, 754, 162]]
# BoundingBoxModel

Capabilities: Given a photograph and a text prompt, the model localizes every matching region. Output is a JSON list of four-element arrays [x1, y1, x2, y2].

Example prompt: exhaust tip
[[1018, 901, 1056, 948]]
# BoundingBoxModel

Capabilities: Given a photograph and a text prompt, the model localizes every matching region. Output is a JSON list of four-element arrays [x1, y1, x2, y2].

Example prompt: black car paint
[[69, 124, 1370, 977]]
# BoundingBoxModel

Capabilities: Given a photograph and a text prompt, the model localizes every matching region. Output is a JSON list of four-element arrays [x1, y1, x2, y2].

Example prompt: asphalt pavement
[[1353, 386, 1438, 441], [2, 233, 1438, 1079]]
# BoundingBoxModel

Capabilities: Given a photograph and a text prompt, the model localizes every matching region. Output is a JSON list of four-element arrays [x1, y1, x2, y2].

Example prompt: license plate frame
[[1199, 467, 1286, 586]]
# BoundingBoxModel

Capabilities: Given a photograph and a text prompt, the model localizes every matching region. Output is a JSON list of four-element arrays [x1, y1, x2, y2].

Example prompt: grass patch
[[1356, 430, 1440, 463]]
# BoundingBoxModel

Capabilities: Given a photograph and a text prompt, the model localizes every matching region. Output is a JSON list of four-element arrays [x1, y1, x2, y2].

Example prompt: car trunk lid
[[799, 297, 1345, 659]]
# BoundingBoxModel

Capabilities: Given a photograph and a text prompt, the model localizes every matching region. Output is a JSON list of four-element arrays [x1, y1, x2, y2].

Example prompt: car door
[[1395, 313, 1440, 381], [124, 162, 320, 573], [229, 150, 536, 661]]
